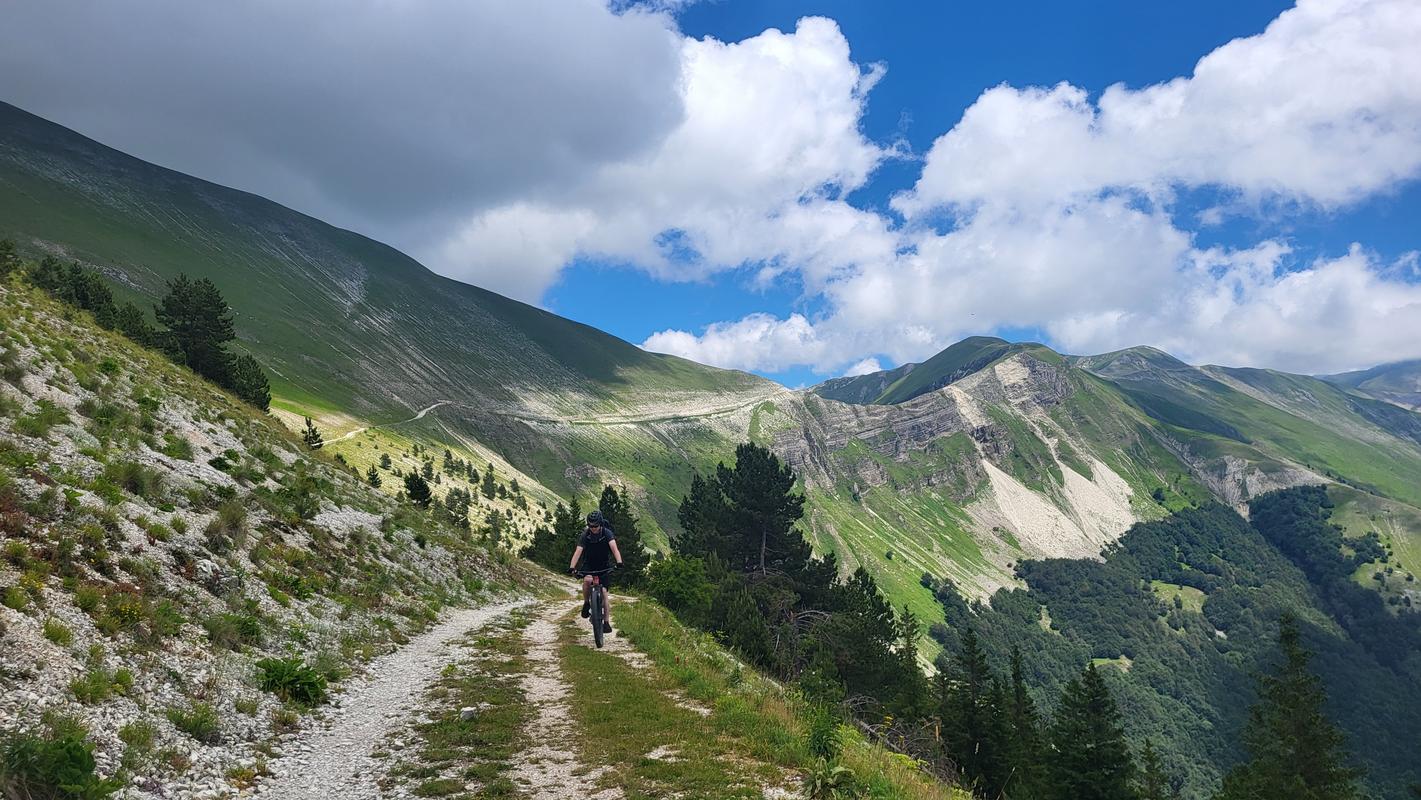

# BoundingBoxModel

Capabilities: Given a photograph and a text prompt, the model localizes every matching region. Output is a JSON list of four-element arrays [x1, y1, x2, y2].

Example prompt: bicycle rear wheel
[[591, 585, 605, 649]]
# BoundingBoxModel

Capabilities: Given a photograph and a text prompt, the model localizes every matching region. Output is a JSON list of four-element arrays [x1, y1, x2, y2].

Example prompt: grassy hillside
[[0, 101, 775, 423], [0, 278, 535, 795], [1321, 358, 1421, 411]]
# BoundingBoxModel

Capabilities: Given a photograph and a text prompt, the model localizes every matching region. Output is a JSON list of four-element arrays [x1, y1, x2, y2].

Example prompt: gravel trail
[[259, 599, 530, 799], [508, 600, 622, 800]]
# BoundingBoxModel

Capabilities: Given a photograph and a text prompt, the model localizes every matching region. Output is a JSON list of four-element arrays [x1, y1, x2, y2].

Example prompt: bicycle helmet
[[586, 510, 605, 526]]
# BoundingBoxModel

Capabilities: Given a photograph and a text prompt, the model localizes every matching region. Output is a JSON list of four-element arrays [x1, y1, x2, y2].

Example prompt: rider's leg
[[581, 576, 593, 617], [602, 586, 613, 626]]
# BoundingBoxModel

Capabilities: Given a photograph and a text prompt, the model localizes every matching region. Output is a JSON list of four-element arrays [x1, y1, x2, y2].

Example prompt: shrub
[[233, 697, 259, 716], [73, 585, 102, 614], [645, 555, 713, 622], [0, 730, 122, 800], [42, 619, 73, 646], [14, 400, 69, 439], [101, 461, 163, 502], [202, 613, 263, 651], [203, 500, 247, 553], [160, 434, 194, 461], [166, 703, 221, 744], [255, 657, 328, 706], [2, 585, 28, 611]]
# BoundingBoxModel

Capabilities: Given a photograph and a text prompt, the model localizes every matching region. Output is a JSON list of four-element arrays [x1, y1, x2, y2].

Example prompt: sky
[[3, 0, 1420, 387]]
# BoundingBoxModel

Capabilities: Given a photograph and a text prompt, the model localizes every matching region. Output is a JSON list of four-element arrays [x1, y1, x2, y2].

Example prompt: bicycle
[[573, 566, 615, 649]]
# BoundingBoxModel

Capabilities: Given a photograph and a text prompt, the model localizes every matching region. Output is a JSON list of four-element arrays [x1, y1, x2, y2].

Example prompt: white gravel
[[258, 600, 531, 799]]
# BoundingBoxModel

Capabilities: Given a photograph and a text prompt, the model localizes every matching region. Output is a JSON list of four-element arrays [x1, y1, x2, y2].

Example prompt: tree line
[[617, 443, 1369, 800], [1, 242, 270, 411]]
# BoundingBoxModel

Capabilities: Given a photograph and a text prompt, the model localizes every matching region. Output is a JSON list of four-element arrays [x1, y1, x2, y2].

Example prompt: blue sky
[[9, 0, 1419, 385], [542, 0, 1421, 386]]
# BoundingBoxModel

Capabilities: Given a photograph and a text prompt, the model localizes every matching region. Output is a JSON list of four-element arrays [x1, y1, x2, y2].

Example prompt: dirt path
[[258, 599, 529, 799], [327, 401, 451, 444], [508, 599, 622, 800]]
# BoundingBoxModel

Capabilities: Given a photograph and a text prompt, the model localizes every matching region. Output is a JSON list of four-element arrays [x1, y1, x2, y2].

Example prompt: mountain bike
[[574, 566, 615, 649]]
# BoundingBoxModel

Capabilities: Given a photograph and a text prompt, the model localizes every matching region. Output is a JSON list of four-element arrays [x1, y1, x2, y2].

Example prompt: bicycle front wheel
[[591, 586, 605, 649]]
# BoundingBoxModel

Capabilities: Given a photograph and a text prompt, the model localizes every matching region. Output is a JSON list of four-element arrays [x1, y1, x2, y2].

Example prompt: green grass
[[388, 612, 533, 798], [610, 601, 969, 800], [1150, 580, 1206, 613]]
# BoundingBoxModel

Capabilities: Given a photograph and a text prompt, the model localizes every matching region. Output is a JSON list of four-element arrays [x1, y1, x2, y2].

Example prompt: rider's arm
[[609, 540, 624, 566], [569, 545, 584, 571]]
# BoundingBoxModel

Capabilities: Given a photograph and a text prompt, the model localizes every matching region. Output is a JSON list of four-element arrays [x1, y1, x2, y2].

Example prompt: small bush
[[202, 613, 263, 651], [166, 703, 222, 744], [0, 730, 122, 800], [102, 461, 163, 502], [73, 585, 102, 614], [270, 708, 300, 734], [42, 619, 73, 646], [160, 434, 194, 461], [255, 657, 328, 706], [2, 584, 27, 611], [234, 697, 259, 716], [14, 400, 69, 439], [203, 500, 247, 554]]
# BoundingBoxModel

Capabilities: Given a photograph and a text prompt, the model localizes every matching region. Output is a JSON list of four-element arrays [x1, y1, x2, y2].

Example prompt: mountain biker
[[570, 509, 623, 634]]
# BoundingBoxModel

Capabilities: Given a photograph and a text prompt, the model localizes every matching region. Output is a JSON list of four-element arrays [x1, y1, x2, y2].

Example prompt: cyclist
[[569, 509, 623, 634]]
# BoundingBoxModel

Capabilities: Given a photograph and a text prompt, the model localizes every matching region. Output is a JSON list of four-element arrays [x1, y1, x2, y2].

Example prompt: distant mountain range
[[4, 100, 1420, 645]]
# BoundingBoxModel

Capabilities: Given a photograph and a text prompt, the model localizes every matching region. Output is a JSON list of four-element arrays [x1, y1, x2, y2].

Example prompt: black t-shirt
[[577, 526, 616, 571]]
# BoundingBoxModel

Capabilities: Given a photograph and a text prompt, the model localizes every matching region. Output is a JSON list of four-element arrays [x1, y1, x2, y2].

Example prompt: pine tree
[[114, 302, 157, 347], [1217, 616, 1360, 800], [714, 443, 807, 575], [675, 473, 726, 557], [597, 485, 649, 585], [943, 628, 1007, 795], [365, 464, 382, 488], [154, 274, 236, 383], [1005, 648, 1047, 800], [379, 453, 392, 470], [302, 417, 324, 449], [1137, 739, 1170, 800], [480, 468, 497, 500], [421, 459, 434, 481], [1047, 664, 1136, 800], [0, 239, 17, 276], [404, 472, 432, 508], [228, 354, 271, 411]]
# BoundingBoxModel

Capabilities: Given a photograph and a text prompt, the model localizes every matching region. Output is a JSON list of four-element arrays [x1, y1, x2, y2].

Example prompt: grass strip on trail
[[611, 601, 971, 800], [384, 609, 535, 799], [558, 611, 790, 799]]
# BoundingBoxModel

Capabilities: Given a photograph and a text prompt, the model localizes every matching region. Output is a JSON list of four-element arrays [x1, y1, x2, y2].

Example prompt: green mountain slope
[[1321, 358, 1421, 411], [0, 101, 775, 422], [5, 101, 1420, 666]]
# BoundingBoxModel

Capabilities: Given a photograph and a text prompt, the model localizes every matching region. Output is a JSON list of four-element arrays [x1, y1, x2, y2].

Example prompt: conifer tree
[[229, 354, 270, 411], [302, 417, 324, 449], [379, 453, 392, 470], [943, 628, 1008, 795], [0, 239, 17, 275], [421, 459, 435, 481], [404, 471, 432, 508], [676, 473, 726, 557], [154, 273, 236, 383], [597, 485, 649, 584], [114, 302, 157, 347], [1047, 663, 1136, 800], [480, 468, 497, 500], [1005, 648, 1047, 800], [714, 443, 807, 575], [365, 464, 382, 488], [1137, 739, 1170, 800], [1217, 616, 1360, 800]]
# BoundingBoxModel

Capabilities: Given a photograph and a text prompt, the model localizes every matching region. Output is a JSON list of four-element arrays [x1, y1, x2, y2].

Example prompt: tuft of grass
[[166, 703, 222, 744], [255, 657, 328, 707], [42, 618, 73, 646], [14, 400, 69, 438]]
